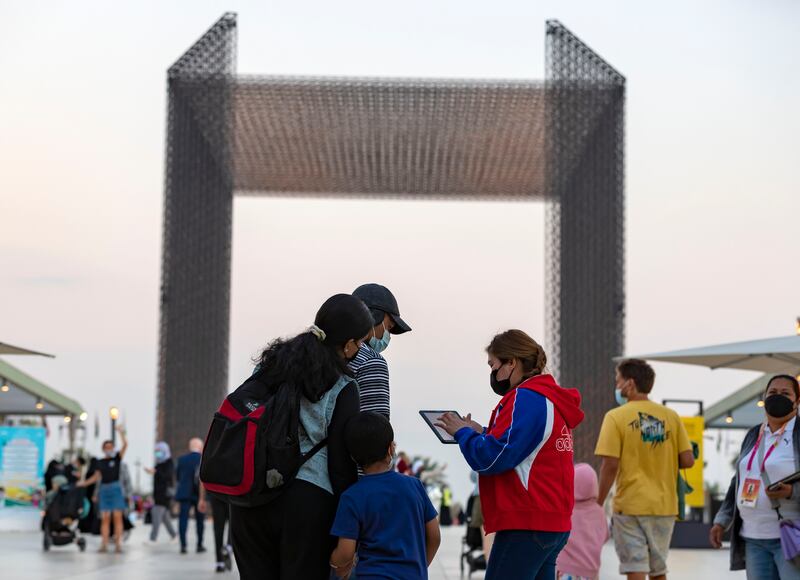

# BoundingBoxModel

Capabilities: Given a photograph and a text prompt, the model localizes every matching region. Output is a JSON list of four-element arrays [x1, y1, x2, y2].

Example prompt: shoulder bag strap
[[299, 437, 328, 466]]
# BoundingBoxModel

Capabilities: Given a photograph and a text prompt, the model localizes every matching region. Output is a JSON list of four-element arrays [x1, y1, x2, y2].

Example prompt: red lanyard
[[746, 422, 788, 473]]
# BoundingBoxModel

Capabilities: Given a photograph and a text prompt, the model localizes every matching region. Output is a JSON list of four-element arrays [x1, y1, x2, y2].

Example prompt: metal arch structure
[[545, 22, 626, 462], [158, 13, 625, 463]]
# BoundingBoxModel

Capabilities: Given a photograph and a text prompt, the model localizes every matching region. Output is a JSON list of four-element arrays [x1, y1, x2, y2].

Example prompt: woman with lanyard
[[711, 374, 800, 579], [80, 425, 128, 553]]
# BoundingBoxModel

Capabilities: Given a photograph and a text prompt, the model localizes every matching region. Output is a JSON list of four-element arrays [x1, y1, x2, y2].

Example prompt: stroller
[[42, 483, 88, 552], [460, 495, 487, 578]]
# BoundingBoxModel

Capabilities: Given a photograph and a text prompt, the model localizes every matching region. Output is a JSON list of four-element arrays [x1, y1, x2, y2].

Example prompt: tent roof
[[0, 357, 83, 416], [0, 342, 55, 357], [704, 374, 771, 429], [628, 335, 800, 374]]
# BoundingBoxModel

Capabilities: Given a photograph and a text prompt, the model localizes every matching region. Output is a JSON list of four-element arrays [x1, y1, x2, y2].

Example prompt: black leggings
[[229, 479, 337, 580]]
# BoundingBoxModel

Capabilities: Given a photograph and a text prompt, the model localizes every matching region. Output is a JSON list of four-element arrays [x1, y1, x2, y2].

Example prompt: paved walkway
[[433, 526, 740, 580], [0, 509, 741, 579]]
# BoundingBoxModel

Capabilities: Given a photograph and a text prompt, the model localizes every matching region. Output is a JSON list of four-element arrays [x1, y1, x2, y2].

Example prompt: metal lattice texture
[[157, 14, 625, 464], [231, 77, 546, 199], [158, 13, 236, 455], [545, 20, 625, 462]]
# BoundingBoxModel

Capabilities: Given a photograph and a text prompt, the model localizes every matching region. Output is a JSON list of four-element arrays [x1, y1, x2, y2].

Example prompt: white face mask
[[104, 449, 115, 458]]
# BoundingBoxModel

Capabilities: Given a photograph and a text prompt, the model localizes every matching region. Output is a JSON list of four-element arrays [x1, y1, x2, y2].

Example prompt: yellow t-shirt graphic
[[595, 400, 692, 516]]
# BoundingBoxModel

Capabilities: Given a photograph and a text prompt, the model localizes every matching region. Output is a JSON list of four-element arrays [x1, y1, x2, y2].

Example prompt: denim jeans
[[485, 530, 570, 580], [178, 500, 205, 549], [744, 537, 800, 580]]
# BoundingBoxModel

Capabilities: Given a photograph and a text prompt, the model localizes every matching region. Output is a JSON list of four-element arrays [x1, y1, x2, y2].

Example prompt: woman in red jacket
[[438, 329, 584, 580]]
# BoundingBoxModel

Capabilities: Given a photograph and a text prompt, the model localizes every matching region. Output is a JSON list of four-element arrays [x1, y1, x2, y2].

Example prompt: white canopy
[[0, 342, 54, 358], [627, 335, 800, 374]]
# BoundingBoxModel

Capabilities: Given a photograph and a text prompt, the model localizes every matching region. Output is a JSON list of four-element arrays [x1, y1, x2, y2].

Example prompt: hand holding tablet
[[419, 411, 461, 444], [420, 410, 483, 444], [767, 469, 800, 491]]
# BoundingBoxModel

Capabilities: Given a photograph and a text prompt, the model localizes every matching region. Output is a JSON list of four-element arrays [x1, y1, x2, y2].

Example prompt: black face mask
[[490, 368, 512, 396], [764, 394, 795, 419]]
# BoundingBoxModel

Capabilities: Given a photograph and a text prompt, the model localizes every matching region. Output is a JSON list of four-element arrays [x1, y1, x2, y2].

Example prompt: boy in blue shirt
[[330, 412, 441, 579]]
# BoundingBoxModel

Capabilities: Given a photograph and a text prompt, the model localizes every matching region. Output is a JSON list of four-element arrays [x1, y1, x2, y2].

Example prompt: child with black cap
[[330, 412, 440, 579]]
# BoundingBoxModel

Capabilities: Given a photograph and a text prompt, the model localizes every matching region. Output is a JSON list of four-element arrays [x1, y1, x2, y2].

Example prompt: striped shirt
[[350, 343, 390, 419]]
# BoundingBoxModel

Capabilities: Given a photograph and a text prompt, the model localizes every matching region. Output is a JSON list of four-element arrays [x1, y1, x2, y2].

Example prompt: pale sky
[[1, 0, 798, 500]]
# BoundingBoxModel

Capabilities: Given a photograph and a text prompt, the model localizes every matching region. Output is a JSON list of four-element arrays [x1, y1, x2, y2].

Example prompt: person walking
[[79, 426, 128, 553], [78, 456, 99, 534], [228, 293, 373, 580], [65, 456, 86, 485], [439, 485, 453, 526], [350, 283, 412, 419], [437, 329, 584, 580], [556, 463, 610, 580], [175, 437, 206, 554], [595, 358, 694, 580], [45, 458, 67, 492], [144, 441, 177, 543], [119, 460, 135, 540], [199, 483, 233, 573], [710, 374, 800, 579], [396, 451, 411, 475]]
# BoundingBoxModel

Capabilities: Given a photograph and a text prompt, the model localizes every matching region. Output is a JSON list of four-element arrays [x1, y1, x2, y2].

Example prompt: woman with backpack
[[226, 293, 373, 579]]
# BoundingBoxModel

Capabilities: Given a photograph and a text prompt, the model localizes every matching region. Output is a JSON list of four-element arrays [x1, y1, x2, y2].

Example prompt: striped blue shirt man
[[350, 343, 391, 418], [351, 284, 412, 419]]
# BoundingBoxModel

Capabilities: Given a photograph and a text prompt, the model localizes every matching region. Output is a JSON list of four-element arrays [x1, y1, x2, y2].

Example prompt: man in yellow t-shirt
[[595, 359, 695, 580]]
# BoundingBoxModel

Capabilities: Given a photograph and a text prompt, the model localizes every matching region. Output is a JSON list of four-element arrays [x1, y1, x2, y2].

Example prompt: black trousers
[[229, 479, 337, 580], [209, 495, 231, 563]]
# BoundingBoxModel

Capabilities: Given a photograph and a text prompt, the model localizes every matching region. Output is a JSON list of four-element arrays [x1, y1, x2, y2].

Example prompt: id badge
[[739, 478, 761, 508]]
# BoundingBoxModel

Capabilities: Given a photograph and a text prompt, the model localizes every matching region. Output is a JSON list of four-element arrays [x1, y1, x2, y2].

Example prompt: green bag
[[677, 472, 694, 521], [677, 442, 700, 520]]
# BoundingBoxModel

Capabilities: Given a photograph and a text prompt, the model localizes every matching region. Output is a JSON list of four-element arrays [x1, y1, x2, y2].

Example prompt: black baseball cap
[[352, 284, 412, 335]]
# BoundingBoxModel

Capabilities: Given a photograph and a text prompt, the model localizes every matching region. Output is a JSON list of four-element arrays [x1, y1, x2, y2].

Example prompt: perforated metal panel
[[545, 21, 626, 462], [157, 14, 625, 462], [158, 14, 236, 454]]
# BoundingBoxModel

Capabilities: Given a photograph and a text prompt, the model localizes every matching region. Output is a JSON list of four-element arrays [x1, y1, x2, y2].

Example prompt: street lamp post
[[64, 415, 75, 460], [110, 407, 119, 445], [134, 458, 141, 495]]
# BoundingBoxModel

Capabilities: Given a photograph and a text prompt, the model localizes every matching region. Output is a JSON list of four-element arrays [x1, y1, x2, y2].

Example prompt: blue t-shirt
[[331, 471, 438, 579]]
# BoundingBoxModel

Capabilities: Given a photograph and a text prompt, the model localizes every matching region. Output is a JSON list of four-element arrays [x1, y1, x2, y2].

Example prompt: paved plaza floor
[[0, 508, 741, 579]]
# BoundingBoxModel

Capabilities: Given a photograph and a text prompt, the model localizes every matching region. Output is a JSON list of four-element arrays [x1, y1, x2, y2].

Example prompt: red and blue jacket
[[455, 374, 584, 533]]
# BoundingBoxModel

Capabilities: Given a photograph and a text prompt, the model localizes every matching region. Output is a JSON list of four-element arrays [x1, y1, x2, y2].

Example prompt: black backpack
[[199, 372, 331, 507]]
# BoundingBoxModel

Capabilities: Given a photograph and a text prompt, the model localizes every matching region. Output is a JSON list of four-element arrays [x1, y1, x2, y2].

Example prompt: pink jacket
[[556, 463, 609, 579]]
